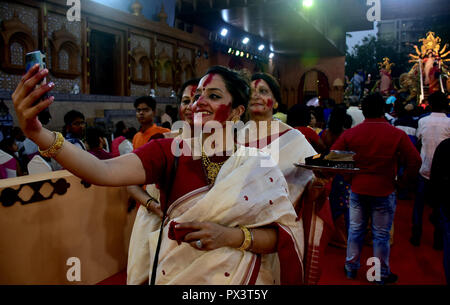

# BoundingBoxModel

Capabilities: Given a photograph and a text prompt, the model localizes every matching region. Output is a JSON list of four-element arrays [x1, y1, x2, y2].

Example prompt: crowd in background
[[2, 68, 450, 284]]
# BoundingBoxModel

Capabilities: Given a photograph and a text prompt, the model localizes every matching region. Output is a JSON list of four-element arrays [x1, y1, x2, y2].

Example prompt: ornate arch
[[156, 48, 173, 86], [178, 54, 194, 86], [297, 68, 330, 105], [0, 11, 37, 74], [130, 44, 152, 85], [49, 25, 80, 79]]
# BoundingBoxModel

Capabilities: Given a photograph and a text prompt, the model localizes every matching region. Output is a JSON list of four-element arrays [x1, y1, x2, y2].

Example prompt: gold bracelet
[[38, 132, 64, 158], [248, 229, 254, 251], [144, 196, 159, 212], [237, 225, 252, 251]]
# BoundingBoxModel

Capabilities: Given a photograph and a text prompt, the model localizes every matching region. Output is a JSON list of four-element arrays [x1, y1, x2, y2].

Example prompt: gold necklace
[[201, 147, 226, 186]]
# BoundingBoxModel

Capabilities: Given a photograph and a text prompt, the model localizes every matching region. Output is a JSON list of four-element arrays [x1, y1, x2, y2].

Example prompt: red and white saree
[[127, 145, 304, 284]]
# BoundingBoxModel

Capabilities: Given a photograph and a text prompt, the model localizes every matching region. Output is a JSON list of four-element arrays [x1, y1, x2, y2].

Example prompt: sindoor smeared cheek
[[214, 104, 231, 123], [267, 98, 274, 109], [203, 73, 215, 87]]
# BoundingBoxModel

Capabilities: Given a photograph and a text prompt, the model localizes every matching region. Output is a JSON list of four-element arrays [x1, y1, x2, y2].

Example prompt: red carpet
[[97, 198, 446, 285], [318, 198, 446, 285]]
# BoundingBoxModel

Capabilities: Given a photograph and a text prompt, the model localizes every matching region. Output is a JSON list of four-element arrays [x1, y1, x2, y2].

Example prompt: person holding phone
[[12, 64, 305, 285]]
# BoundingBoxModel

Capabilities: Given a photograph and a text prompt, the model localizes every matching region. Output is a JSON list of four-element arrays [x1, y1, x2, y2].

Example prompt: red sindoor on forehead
[[202, 73, 215, 87], [254, 79, 262, 88], [190, 85, 198, 97], [214, 104, 231, 123]]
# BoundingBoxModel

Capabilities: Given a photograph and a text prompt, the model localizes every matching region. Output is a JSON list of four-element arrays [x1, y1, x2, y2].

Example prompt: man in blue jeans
[[331, 93, 421, 284]]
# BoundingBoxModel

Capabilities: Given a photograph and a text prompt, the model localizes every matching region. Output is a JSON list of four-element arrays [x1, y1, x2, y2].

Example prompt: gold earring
[[274, 102, 279, 110]]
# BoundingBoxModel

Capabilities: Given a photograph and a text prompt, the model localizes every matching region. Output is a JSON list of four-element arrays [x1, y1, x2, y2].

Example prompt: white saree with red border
[[127, 145, 304, 285], [239, 122, 334, 284]]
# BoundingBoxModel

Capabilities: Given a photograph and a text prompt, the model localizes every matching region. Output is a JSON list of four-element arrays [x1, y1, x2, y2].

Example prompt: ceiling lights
[[210, 28, 274, 62]]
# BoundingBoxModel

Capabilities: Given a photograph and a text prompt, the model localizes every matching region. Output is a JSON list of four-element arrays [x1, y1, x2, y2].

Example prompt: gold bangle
[[144, 196, 159, 212], [38, 132, 64, 158], [144, 198, 152, 209], [248, 229, 254, 251], [237, 225, 252, 251]]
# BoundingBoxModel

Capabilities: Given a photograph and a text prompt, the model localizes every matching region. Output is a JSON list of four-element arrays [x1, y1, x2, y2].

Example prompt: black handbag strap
[[150, 140, 180, 285]]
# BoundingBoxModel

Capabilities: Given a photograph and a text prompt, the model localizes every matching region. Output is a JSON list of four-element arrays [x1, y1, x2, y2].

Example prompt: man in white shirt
[[346, 96, 364, 127], [411, 92, 450, 248]]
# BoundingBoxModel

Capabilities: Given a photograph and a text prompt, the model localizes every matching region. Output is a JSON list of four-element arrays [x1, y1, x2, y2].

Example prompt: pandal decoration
[[409, 31, 450, 62], [378, 57, 394, 73], [406, 32, 449, 105]]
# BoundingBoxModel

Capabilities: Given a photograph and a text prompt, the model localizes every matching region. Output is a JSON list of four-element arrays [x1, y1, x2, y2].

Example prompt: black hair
[[328, 107, 350, 135], [0, 137, 17, 154], [204, 66, 251, 110], [287, 104, 311, 127], [64, 110, 84, 126], [343, 113, 353, 130], [86, 126, 105, 150], [323, 98, 336, 108], [134, 96, 156, 111], [349, 96, 360, 107], [114, 121, 127, 138], [125, 127, 137, 140], [178, 78, 200, 102], [11, 127, 25, 142], [251, 72, 282, 114], [361, 93, 385, 119], [428, 91, 448, 112], [393, 97, 406, 117]]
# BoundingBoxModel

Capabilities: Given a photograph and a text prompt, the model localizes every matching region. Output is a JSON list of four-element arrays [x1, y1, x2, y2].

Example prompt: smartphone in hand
[[25, 50, 51, 120]]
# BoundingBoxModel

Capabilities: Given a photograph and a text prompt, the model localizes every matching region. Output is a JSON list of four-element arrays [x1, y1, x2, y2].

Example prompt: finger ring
[[196, 240, 202, 248]]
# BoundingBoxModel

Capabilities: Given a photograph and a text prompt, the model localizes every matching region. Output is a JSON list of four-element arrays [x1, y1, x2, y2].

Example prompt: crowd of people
[[0, 105, 138, 177], [2, 62, 449, 285]]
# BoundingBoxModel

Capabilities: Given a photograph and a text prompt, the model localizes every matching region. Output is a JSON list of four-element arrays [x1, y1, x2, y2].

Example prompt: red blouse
[[133, 138, 228, 210]]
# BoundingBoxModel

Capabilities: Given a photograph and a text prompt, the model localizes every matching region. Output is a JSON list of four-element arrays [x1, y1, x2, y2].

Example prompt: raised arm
[[12, 64, 146, 186]]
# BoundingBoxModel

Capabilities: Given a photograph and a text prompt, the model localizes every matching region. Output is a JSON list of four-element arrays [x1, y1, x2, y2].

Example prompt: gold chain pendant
[[201, 149, 226, 185]]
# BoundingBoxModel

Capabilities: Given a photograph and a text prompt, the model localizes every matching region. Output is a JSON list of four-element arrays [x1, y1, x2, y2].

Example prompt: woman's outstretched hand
[[11, 64, 54, 139]]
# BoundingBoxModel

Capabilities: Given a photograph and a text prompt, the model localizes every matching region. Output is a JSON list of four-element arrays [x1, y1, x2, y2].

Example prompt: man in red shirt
[[331, 93, 421, 284]]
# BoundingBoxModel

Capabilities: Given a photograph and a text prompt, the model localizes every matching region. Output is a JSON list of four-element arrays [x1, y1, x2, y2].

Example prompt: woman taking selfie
[[12, 65, 304, 285]]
